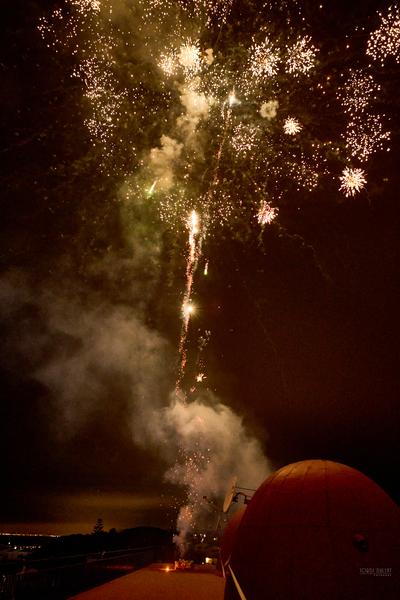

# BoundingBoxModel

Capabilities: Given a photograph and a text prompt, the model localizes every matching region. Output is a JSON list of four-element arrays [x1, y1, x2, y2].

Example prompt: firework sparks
[[283, 116, 302, 135], [39, 0, 396, 556], [177, 210, 203, 392], [286, 35, 318, 76], [367, 5, 400, 65], [337, 69, 390, 163], [159, 51, 177, 76], [40, 1, 393, 223], [257, 201, 278, 226], [39, 1, 131, 164], [249, 36, 280, 77], [345, 116, 390, 163], [178, 41, 202, 76], [339, 70, 381, 115], [231, 123, 260, 155], [339, 167, 367, 197], [70, 0, 100, 14], [147, 180, 157, 196], [228, 89, 241, 107]]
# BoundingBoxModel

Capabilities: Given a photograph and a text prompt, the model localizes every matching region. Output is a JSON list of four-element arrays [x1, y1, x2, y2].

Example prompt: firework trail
[[176, 93, 234, 393], [176, 210, 203, 393]]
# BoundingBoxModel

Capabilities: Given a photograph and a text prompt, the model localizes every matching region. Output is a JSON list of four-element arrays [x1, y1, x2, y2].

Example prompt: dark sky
[[1, 0, 399, 535]]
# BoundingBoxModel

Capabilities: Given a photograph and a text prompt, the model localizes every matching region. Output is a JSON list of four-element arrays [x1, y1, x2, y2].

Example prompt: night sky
[[1, 0, 399, 536]]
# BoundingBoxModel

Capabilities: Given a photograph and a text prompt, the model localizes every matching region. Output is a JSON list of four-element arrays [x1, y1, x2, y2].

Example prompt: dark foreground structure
[[223, 460, 399, 600], [8, 460, 397, 599], [70, 563, 224, 600]]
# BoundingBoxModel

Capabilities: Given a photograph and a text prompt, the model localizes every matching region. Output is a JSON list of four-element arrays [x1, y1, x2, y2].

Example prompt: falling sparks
[[39, 1, 130, 164], [367, 5, 400, 65], [286, 36, 318, 76], [339, 167, 367, 197], [338, 69, 390, 163], [231, 123, 260, 155], [283, 116, 302, 135]]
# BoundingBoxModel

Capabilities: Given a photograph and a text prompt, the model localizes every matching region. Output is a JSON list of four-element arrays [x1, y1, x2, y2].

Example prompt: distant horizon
[[0, 531, 60, 538], [0, 522, 170, 538]]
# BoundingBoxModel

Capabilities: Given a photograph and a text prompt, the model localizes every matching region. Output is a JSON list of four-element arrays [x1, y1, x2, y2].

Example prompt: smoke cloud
[[260, 99, 279, 120], [204, 48, 214, 65], [149, 135, 183, 192], [0, 270, 172, 434], [0, 267, 269, 547], [168, 396, 270, 553], [137, 393, 270, 553]]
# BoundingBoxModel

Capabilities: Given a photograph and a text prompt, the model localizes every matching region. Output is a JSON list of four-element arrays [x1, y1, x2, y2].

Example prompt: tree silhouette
[[93, 517, 104, 535]]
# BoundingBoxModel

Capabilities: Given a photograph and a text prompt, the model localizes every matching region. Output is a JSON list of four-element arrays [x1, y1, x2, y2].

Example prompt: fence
[[0, 545, 170, 599]]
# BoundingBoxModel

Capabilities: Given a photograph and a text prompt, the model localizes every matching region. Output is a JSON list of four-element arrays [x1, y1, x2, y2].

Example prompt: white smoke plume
[[148, 77, 213, 181], [149, 135, 183, 192], [204, 48, 214, 65], [179, 84, 212, 120], [260, 99, 279, 120], [0, 271, 169, 429], [139, 393, 270, 554], [0, 270, 269, 547], [176, 83, 213, 150]]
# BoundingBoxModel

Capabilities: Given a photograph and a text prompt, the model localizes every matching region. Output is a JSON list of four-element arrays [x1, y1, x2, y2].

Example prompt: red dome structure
[[225, 460, 399, 599], [220, 508, 246, 573]]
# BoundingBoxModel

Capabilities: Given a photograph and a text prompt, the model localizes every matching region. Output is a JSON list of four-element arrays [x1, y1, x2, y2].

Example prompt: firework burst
[[339, 167, 367, 197], [257, 201, 279, 226], [286, 35, 318, 76], [283, 116, 302, 135], [39, 0, 396, 555], [249, 36, 280, 78], [367, 5, 400, 65], [40, 0, 393, 216]]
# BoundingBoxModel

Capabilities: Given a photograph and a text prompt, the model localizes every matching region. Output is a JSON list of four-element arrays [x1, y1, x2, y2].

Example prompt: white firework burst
[[257, 200, 278, 225], [159, 51, 177, 76], [339, 167, 367, 197], [250, 36, 280, 77], [178, 42, 202, 75], [286, 35, 318, 75], [283, 116, 302, 135], [367, 5, 400, 65]]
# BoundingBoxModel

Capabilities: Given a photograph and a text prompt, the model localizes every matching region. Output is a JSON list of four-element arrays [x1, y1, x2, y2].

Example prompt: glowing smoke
[[149, 135, 183, 192], [0, 270, 269, 550], [260, 99, 279, 120], [146, 393, 270, 554]]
